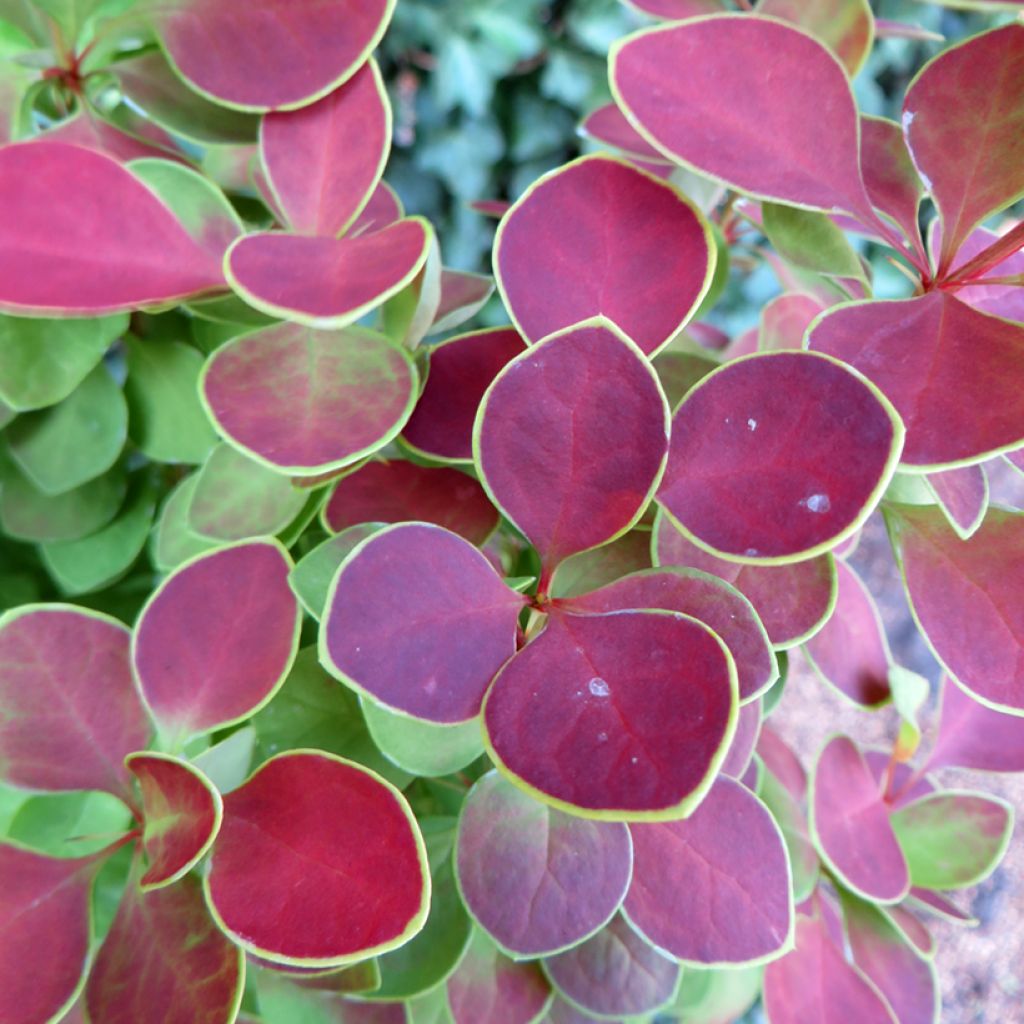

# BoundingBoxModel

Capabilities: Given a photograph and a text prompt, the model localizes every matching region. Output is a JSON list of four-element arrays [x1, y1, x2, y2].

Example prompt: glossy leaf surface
[[202, 323, 417, 474], [152, 0, 395, 111], [654, 512, 837, 647], [890, 503, 1024, 712], [402, 328, 525, 462], [0, 142, 221, 314], [456, 772, 633, 957], [543, 915, 679, 1019], [804, 560, 891, 707], [0, 844, 99, 1024], [475, 321, 669, 575], [128, 753, 223, 889], [323, 460, 498, 546], [611, 16, 874, 217], [321, 523, 524, 722], [808, 293, 1024, 468], [0, 606, 150, 801], [226, 220, 431, 327], [811, 736, 908, 903], [133, 540, 300, 740], [659, 352, 901, 561], [494, 156, 712, 355], [483, 609, 736, 819], [625, 778, 792, 965], [206, 751, 429, 965], [562, 567, 776, 702]]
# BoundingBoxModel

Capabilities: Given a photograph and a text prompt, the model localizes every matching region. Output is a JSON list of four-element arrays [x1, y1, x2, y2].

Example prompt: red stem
[[941, 221, 1024, 288]]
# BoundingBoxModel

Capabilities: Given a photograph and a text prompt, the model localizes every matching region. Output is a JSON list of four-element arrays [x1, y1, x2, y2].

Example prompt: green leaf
[[7, 789, 132, 857], [40, 472, 155, 593], [891, 791, 1014, 890], [150, 472, 217, 572], [361, 697, 484, 778], [124, 336, 218, 464], [250, 647, 412, 790], [762, 202, 865, 282], [666, 964, 764, 1023], [288, 524, 385, 619], [888, 665, 930, 758], [6, 364, 126, 494], [0, 313, 125, 410], [190, 727, 255, 795]]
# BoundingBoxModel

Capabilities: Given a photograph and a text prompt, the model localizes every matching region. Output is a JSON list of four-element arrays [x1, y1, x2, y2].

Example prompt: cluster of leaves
[[1, 0, 1024, 1022]]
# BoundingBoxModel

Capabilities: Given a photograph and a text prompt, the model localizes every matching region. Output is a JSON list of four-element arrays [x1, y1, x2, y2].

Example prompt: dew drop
[[631, 756, 638, 765], [588, 677, 611, 698], [744, 547, 759, 557], [747, 418, 757, 431], [801, 493, 831, 514]]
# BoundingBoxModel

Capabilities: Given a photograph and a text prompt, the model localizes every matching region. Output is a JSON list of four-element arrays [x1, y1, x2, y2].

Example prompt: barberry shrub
[[1, 0, 1023, 1022]]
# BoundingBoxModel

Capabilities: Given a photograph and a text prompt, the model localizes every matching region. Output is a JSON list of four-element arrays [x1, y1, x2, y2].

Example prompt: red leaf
[[659, 351, 902, 562], [153, 0, 395, 111], [889, 503, 1024, 713], [320, 523, 525, 723], [579, 103, 671, 164], [549, 531, 653, 601], [611, 16, 877, 220], [624, 0, 725, 17], [128, 753, 223, 890], [0, 606, 150, 803], [655, 512, 838, 648], [0, 142, 222, 315], [808, 292, 1024, 468], [402, 328, 526, 463], [323, 460, 499, 545], [624, 778, 792, 965], [763, 914, 898, 1024], [475, 320, 669, 577], [839, 890, 939, 1024], [201, 323, 418, 474], [925, 674, 1024, 773], [757, 0, 874, 77], [226, 220, 432, 326], [0, 844, 101, 1024], [348, 181, 404, 237], [261, 61, 390, 236], [206, 751, 428, 965], [859, 116, 927, 263], [87, 864, 243, 1024], [758, 725, 809, 802], [721, 700, 764, 779], [431, 270, 495, 334], [543, 916, 679, 1018], [925, 463, 988, 539], [133, 540, 300, 741], [759, 293, 827, 352], [447, 928, 552, 1024], [804, 560, 892, 707], [944, 225, 1024, 324], [494, 156, 712, 356], [455, 771, 633, 957], [483, 608, 736, 819], [902, 24, 1024, 275], [561, 567, 777, 702], [810, 736, 909, 903]]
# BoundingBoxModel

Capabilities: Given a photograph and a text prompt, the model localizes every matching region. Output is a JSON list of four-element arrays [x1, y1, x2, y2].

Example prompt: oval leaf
[[320, 523, 525, 723], [611, 15, 874, 217], [810, 736, 909, 903], [494, 155, 712, 355], [133, 540, 300, 741], [543, 915, 679, 1019], [456, 771, 633, 958], [401, 327, 526, 463], [483, 608, 737, 820], [261, 61, 389, 236], [127, 752, 223, 890], [323, 460, 499, 546], [0, 141, 221, 314], [226, 220, 431, 327], [475, 320, 670, 577], [0, 606, 150, 802], [659, 351, 902, 562], [808, 293, 1024, 469], [202, 323, 417, 474], [624, 778, 793, 966], [206, 750, 429, 966], [153, 0, 395, 111]]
